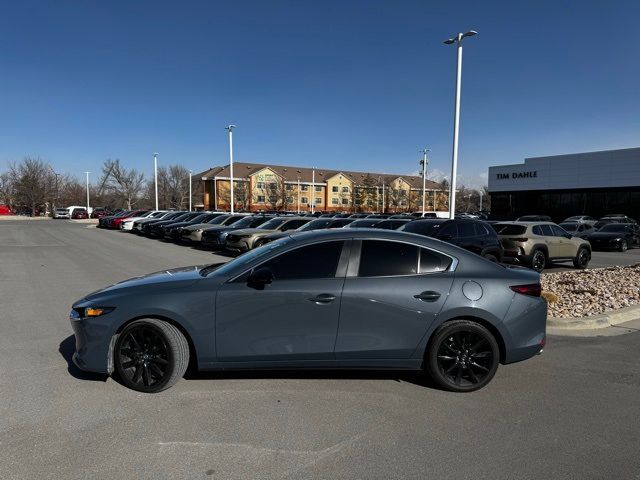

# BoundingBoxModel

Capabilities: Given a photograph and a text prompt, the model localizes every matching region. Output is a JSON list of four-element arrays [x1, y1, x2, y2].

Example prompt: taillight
[[509, 237, 529, 242], [510, 284, 542, 297]]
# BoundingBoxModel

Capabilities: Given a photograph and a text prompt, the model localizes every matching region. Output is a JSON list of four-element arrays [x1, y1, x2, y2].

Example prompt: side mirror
[[247, 267, 273, 290]]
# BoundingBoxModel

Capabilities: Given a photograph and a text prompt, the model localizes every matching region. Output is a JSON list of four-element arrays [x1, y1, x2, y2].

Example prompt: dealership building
[[488, 147, 640, 221]]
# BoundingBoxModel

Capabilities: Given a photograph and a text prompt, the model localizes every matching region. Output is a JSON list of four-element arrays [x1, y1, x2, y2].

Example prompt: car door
[[551, 225, 576, 257], [335, 239, 455, 359], [454, 221, 482, 255], [215, 240, 348, 362], [539, 224, 561, 257]]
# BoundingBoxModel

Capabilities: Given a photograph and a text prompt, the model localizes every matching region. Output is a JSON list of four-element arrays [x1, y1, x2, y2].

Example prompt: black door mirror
[[247, 267, 274, 290]]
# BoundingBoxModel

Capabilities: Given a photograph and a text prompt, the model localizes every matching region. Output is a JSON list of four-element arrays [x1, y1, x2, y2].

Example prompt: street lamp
[[311, 167, 315, 214], [153, 153, 159, 210], [226, 125, 236, 214], [444, 30, 477, 219], [419, 148, 430, 216], [85, 171, 91, 213], [479, 189, 483, 211]]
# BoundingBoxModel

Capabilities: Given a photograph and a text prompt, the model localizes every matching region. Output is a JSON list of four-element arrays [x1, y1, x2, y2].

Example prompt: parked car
[[374, 218, 412, 230], [70, 229, 546, 393], [70, 208, 88, 219], [586, 223, 640, 252], [200, 215, 276, 249], [225, 216, 310, 252], [109, 210, 148, 229], [563, 215, 597, 226], [143, 212, 193, 237], [516, 215, 552, 222], [134, 211, 184, 233], [120, 211, 166, 231], [98, 210, 130, 228], [163, 213, 222, 240], [365, 214, 390, 219], [253, 217, 354, 247], [53, 208, 70, 219], [177, 213, 249, 243], [345, 218, 385, 228], [90, 207, 110, 219], [348, 213, 369, 219], [400, 219, 504, 263], [593, 215, 638, 230], [494, 222, 591, 272], [558, 222, 595, 239]]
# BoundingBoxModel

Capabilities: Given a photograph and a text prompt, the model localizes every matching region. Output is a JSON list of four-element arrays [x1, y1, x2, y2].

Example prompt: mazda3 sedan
[[70, 229, 546, 393]]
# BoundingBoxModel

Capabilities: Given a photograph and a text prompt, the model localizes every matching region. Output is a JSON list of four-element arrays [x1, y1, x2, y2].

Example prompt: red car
[[90, 207, 111, 219], [71, 208, 89, 219], [109, 209, 149, 229]]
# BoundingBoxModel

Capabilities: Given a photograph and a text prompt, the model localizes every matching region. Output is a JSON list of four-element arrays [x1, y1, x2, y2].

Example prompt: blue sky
[[1, 0, 639, 187]]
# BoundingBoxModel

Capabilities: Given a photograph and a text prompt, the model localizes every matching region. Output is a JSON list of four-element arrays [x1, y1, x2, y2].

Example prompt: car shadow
[[59, 335, 108, 382], [184, 368, 437, 389]]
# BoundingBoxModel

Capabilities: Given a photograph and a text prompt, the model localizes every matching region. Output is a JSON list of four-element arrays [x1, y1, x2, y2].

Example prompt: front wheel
[[114, 319, 189, 393], [619, 240, 628, 252], [573, 247, 590, 269], [530, 249, 546, 272], [427, 320, 500, 392]]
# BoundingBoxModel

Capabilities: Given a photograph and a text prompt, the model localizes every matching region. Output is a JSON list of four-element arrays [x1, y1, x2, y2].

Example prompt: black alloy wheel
[[114, 319, 189, 393], [573, 247, 590, 269], [428, 320, 500, 392], [531, 250, 546, 272]]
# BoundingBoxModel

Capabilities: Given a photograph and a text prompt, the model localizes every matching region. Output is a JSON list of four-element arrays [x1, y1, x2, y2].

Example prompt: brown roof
[[200, 162, 442, 190]]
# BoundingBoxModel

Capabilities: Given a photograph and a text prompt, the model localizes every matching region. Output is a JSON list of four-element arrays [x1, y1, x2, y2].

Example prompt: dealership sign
[[495, 170, 538, 180]]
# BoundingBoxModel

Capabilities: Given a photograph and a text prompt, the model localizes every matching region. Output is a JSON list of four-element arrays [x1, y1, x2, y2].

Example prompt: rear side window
[[261, 241, 343, 280], [419, 248, 452, 273], [359, 240, 418, 277], [496, 224, 527, 235], [474, 223, 494, 236], [536, 224, 553, 236]]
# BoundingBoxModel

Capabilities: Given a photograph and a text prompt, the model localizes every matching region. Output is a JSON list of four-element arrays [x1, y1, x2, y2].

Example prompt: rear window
[[494, 224, 527, 235]]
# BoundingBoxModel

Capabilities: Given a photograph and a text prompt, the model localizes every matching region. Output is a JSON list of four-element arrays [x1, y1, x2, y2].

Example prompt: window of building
[[256, 195, 265, 203], [358, 240, 418, 277], [315, 197, 322, 204], [268, 182, 277, 189], [332, 198, 339, 205], [286, 196, 293, 203], [256, 182, 265, 189], [400, 189, 407, 196], [301, 185, 308, 191], [269, 195, 277, 203], [301, 197, 308, 204], [341, 198, 348, 205], [332, 186, 339, 192], [259, 241, 343, 280], [285, 184, 293, 190], [315, 186, 322, 192], [342, 186, 349, 193], [400, 201, 407, 206]]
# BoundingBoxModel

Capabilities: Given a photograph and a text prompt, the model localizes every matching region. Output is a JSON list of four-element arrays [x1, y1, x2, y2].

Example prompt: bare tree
[[0, 171, 16, 211], [157, 165, 189, 209], [9, 157, 55, 215], [99, 159, 145, 209]]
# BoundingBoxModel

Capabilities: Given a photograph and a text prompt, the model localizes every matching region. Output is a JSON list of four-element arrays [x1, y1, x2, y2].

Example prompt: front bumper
[[70, 311, 115, 374], [225, 239, 250, 252]]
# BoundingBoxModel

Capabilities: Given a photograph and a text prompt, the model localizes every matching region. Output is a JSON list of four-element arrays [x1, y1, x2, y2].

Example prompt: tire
[[573, 247, 590, 269], [483, 253, 498, 263], [114, 319, 189, 393], [530, 249, 546, 272], [619, 240, 628, 252], [427, 320, 500, 393]]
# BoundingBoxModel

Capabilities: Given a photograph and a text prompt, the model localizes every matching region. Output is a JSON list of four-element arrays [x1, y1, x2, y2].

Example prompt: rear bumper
[[502, 296, 547, 364]]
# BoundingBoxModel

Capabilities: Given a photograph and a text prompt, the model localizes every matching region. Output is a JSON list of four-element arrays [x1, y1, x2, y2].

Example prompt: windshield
[[187, 214, 210, 223], [495, 224, 528, 235], [298, 219, 332, 231], [599, 224, 630, 232], [559, 223, 579, 232], [207, 236, 294, 276], [227, 216, 254, 227], [259, 218, 288, 230]]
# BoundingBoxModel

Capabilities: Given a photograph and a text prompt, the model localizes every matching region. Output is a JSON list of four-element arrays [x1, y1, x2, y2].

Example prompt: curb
[[547, 304, 640, 330]]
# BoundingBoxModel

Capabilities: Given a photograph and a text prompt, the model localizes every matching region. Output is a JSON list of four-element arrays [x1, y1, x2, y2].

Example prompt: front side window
[[550, 225, 568, 237], [259, 241, 343, 280], [358, 240, 418, 277]]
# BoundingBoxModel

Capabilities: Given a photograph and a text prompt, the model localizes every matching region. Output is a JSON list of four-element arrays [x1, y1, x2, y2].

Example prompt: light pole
[[297, 176, 301, 214], [49, 166, 60, 210], [85, 171, 91, 212], [226, 125, 236, 213], [444, 30, 477, 219], [311, 167, 315, 214], [153, 153, 159, 210], [188, 170, 193, 211], [479, 189, 483, 211], [419, 148, 430, 216]]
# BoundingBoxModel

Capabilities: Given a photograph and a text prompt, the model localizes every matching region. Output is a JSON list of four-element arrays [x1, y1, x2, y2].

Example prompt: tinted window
[[359, 241, 418, 277], [259, 218, 288, 229], [437, 222, 457, 238], [599, 224, 630, 232], [532, 225, 543, 235], [457, 222, 476, 237], [298, 219, 332, 231], [282, 219, 308, 231], [539, 225, 554, 236], [551, 225, 569, 237], [261, 241, 343, 280], [474, 223, 493, 236], [419, 248, 452, 273]]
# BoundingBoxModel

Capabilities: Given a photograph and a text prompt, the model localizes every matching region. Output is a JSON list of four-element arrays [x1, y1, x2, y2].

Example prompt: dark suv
[[399, 218, 503, 262]]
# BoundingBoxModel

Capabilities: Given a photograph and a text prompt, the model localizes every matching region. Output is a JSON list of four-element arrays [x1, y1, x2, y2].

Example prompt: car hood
[[80, 265, 205, 302], [588, 231, 626, 239], [229, 228, 276, 236]]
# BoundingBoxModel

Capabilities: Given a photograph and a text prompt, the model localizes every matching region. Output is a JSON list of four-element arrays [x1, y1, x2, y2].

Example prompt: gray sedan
[[70, 229, 547, 393]]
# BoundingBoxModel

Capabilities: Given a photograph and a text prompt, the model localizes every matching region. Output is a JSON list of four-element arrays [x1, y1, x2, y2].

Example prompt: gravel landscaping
[[542, 264, 640, 318]]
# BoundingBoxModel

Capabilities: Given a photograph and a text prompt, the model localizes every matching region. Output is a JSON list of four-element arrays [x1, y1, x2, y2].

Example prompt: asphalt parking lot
[[1, 220, 639, 479]]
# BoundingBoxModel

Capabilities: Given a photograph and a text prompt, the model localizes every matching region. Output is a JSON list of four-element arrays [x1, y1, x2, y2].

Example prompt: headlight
[[610, 238, 621, 242]]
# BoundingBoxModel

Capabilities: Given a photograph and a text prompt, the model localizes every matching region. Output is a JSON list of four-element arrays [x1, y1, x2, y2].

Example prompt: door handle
[[414, 291, 441, 302], [308, 294, 336, 304]]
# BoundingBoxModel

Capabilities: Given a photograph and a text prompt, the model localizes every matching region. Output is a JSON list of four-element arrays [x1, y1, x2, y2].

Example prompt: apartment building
[[197, 162, 448, 213]]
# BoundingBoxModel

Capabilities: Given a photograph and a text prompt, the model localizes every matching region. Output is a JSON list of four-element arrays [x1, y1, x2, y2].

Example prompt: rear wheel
[[427, 320, 500, 392], [114, 319, 189, 393], [573, 247, 590, 269], [530, 249, 546, 272]]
